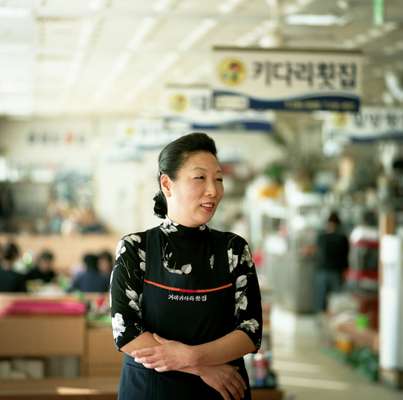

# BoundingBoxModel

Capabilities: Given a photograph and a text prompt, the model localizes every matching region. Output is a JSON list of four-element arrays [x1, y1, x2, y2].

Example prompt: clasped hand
[[131, 333, 193, 372], [131, 334, 247, 400]]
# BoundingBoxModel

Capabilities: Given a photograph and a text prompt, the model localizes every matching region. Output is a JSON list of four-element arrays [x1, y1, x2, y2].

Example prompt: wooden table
[[0, 315, 85, 357], [0, 378, 283, 399]]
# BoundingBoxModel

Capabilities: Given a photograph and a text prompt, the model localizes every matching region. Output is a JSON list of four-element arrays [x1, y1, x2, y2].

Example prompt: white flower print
[[235, 291, 248, 315], [209, 255, 215, 269], [163, 261, 192, 275], [115, 240, 126, 260], [228, 248, 239, 273], [112, 313, 126, 339], [160, 218, 179, 235], [161, 247, 191, 275], [124, 234, 141, 246], [240, 245, 254, 268], [126, 289, 138, 302], [126, 288, 142, 316], [133, 322, 144, 335], [138, 248, 146, 271], [236, 274, 247, 289], [239, 319, 259, 333], [181, 264, 192, 274]]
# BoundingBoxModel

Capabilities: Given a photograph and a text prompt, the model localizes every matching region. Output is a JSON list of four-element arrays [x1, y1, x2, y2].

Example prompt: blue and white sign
[[163, 84, 212, 115], [212, 47, 363, 112], [323, 107, 403, 144], [163, 111, 274, 134]]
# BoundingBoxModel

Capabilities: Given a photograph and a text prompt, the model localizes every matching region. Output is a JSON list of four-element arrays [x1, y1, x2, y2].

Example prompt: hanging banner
[[163, 84, 212, 115], [163, 111, 274, 134], [323, 107, 403, 144], [212, 47, 363, 112]]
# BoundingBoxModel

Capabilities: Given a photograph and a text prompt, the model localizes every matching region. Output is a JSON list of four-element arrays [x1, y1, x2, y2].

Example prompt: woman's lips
[[201, 202, 215, 212]]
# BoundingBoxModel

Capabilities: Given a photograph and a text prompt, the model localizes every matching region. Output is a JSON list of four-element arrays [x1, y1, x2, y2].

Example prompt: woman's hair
[[153, 132, 217, 218], [83, 253, 99, 271], [3, 242, 20, 261], [98, 250, 113, 265], [327, 211, 341, 226]]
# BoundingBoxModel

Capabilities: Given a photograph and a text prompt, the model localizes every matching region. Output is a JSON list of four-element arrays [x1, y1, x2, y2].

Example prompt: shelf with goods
[[245, 281, 284, 398], [321, 290, 380, 382]]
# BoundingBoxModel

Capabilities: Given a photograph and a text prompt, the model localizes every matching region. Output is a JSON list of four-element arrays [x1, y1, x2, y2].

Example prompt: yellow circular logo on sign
[[218, 58, 246, 87], [332, 112, 348, 128], [169, 93, 188, 113]]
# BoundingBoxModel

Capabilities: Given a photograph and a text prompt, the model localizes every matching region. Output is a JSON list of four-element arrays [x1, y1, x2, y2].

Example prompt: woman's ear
[[160, 174, 172, 197]]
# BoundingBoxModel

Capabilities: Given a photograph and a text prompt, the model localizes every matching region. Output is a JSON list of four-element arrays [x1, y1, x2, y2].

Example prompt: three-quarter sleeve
[[228, 236, 262, 351], [110, 234, 146, 350]]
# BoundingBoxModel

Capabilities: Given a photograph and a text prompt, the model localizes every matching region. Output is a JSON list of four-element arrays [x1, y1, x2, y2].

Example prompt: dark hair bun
[[153, 191, 167, 219]]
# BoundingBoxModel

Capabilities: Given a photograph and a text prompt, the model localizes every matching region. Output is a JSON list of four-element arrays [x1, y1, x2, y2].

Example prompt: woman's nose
[[205, 180, 217, 197]]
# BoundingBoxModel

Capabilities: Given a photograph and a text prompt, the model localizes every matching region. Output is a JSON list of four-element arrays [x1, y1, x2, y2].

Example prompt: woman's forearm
[[125, 330, 256, 372], [120, 331, 159, 354], [190, 330, 256, 367]]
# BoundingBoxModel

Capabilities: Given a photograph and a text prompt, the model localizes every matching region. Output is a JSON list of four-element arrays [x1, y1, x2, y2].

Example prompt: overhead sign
[[163, 111, 274, 134], [212, 47, 363, 112], [323, 107, 403, 144], [163, 84, 211, 115]]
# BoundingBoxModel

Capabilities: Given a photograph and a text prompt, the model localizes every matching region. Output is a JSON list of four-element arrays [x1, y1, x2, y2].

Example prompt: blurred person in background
[[0, 241, 26, 292], [98, 250, 113, 281], [110, 133, 262, 400], [67, 253, 109, 293], [314, 211, 349, 313], [25, 250, 57, 284]]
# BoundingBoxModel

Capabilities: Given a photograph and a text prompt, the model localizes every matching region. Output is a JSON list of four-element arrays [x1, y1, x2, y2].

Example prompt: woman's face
[[162, 151, 224, 227]]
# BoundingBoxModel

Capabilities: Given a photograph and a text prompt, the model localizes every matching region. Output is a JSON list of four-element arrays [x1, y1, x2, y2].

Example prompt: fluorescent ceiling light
[[127, 17, 157, 51], [94, 18, 156, 101], [282, 0, 314, 15], [286, 14, 345, 26], [89, 0, 105, 11], [154, 0, 171, 13], [66, 21, 97, 87], [0, 44, 31, 53], [219, 0, 244, 14], [78, 20, 97, 50], [0, 7, 31, 18], [236, 20, 277, 47], [337, 0, 349, 10], [94, 52, 131, 102], [126, 53, 178, 102], [178, 19, 217, 52], [259, 35, 279, 48]]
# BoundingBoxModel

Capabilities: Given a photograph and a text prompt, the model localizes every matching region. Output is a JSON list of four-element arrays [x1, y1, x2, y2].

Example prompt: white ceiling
[[0, 0, 403, 118]]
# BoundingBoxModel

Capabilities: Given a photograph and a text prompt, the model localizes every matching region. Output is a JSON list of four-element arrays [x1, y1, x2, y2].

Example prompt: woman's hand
[[199, 364, 247, 400], [131, 334, 195, 372]]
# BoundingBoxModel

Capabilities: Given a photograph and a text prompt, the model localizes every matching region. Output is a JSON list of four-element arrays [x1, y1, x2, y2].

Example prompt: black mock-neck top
[[110, 217, 262, 399]]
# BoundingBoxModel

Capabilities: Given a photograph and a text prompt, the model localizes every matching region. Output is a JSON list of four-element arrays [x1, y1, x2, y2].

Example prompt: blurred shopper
[[25, 250, 57, 284], [0, 241, 26, 292], [68, 253, 109, 293], [98, 250, 113, 281], [315, 211, 349, 313], [110, 133, 262, 400]]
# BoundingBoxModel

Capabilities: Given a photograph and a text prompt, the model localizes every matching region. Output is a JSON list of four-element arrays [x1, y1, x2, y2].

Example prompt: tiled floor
[[270, 307, 402, 400]]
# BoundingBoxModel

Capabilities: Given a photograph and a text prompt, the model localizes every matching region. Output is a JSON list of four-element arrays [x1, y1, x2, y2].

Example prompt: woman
[[110, 132, 262, 400]]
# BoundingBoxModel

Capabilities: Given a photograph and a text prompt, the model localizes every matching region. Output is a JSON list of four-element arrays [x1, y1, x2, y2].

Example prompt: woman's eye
[[194, 176, 205, 180], [217, 178, 223, 182]]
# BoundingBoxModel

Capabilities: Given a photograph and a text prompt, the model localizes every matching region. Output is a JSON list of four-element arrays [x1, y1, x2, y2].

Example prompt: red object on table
[[0, 299, 86, 316]]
